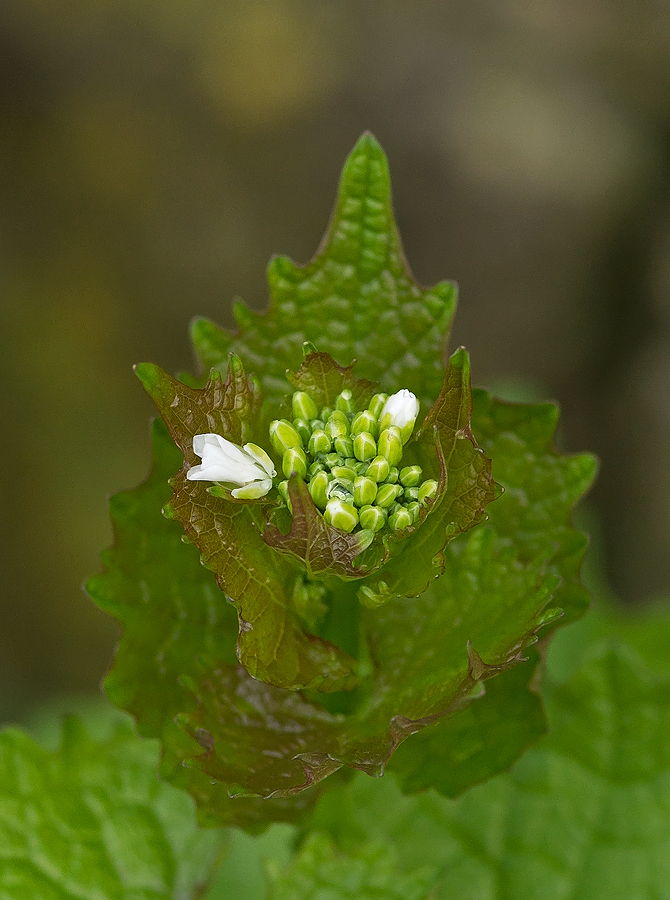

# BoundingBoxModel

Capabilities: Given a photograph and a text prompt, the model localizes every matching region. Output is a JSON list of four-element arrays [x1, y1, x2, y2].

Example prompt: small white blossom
[[187, 434, 276, 499], [379, 390, 420, 442]]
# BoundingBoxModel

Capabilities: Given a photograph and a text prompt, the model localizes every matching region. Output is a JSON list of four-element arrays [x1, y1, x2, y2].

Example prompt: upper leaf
[[190, 133, 457, 416], [0, 715, 223, 900]]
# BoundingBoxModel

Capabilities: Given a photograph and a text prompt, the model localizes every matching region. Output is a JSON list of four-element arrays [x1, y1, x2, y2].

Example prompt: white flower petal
[[188, 432, 276, 493]]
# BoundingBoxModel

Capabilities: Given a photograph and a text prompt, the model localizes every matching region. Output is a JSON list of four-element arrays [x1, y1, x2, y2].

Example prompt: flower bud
[[308, 460, 327, 477], [335, 389, 355, 414], [325, 411, 349, 441], [277, 479, 291, 510], [269, 419, 303, 455], [379, 390, 420, 443], [386, 466, 399, 484], [320, 406, 333, 421], [324, 498, 359, 533], [353, 431, 377, 462], [323, 452, 342, 470], [374, 483, 402, 508], [308, 429, 332, 456], [389, 506, 413, 531], [353, 475, 377, 508], [334, 436, 354, 458], [351, 410, 378, 437], [359, 505, 387, 532], [377, 427, 403, 467], [399, 465, 422, 487], [310, 418, 325, 432], [327, 477, 355, 503], [308, 471, 330, 509], [365, 455, 390, 483], [418, 479, 438, 505], [282, 447, 307, 480], [293, 418, 311, 445], [292, 390, 318, 421], [403, 486, 419, 502], [331, 465, 357, 482], [367, 393, 388, 419], [405, 500, 421, 523]]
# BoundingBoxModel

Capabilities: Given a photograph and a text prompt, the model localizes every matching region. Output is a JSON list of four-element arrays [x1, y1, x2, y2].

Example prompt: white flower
[[187, 434, 276, 499], [379, 389, 420, 442]]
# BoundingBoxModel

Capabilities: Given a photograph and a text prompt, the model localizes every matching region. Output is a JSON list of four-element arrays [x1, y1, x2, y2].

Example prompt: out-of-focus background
[[2, 0, 670, 724]]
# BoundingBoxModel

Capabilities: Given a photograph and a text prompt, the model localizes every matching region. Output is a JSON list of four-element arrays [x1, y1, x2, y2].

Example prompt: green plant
[[3, 135, 666, 900]]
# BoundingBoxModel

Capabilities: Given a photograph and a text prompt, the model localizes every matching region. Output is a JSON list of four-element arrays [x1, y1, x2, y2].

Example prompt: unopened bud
[[359, 505, 387, 532], [327, 477, 355, 503], [308, 429, 332, 456], [335, 389, 355, 414], [389, 506, 413, 531], [269, 419, 303, 455], [386, 466, 399, 484], [325, 411, 349, 441], [353, 431, 377, 462], [377, 427, 403, 467], [353, 475, 377, 507], [379, 390, 420, 443], [374, 483, 402, 508], [405, 500, 421, 523], [366, 455, 390, 483], [277, 479, 291, 509], [323, 452, 342, 470], [418, 479, 438, 505], [331, 465, 357, 482], [308, 471, 330, 509], [292, 390, 318, 421], [367, 393, 388, 418], [351, 410, 378, 437], [399, 465, 422, 487], [334, 436, 354, 458], [308, 460, 327, 477], [282, 447, 308, 480], [403, 486, 419, 502], [293, 418, 311, 445], [324, 498, 359, 533]]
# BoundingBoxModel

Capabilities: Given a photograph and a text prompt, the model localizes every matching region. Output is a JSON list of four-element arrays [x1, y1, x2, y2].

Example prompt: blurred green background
[[2, 0, 670, 724]]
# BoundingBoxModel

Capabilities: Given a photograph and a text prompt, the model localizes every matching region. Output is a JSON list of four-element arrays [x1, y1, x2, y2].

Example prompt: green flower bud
[[308, 460, 327, 477], [269, 419, 303, 455], [351, 410, 378, 438], [335, 389, 355, 414], [293, 417, 311, 445], [353, 475, 377, 507], [324, 498, 359, 533], [323, 452, 343, 470], [389, 506, 413, 531], [405, 500, 421, 523], [325, 411, 349, 441], [308, 471, 330, 509], [277, 479, 292, 511], [334, 436, 354, 458], [418, 479, 439, 504], [403, 486, 420, 502], [374, 483, 402, 508], [366, 455, 390, 483], [353, 431, 377, 462], [308, 429, 332, 456], [331, 465, 357, 481], [327, 477, 355, 502], [386, 466, 399, 484], [399, 465, 422, 487], [367, 393, 388, 418], [282, 447, 308, 479], [310, 418, 325, 431], [292, 390, 318, 421], [359, 504, 387, 532], [320, 406, 333, 421], [377, 427, 403, 467]]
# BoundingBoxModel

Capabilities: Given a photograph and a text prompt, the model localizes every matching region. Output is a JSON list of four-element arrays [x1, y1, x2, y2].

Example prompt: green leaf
[[471, 390, 598, 625], [288, 645, 670, 900], [190, 133, 457, 415], [0, 715, 223, 900], [134, 360, 358, 693]]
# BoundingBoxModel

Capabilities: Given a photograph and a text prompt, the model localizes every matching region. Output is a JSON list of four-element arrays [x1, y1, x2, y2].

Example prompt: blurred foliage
[[2, 0, 670, 720]]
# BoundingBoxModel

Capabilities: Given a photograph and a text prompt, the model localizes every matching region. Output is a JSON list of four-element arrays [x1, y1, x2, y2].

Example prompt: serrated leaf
[[294, 645, 670, 900], [135, 360, 357, 693], [471, 390, 598, 625], [190, 133, 457, 415], [0, 715, 222, 900]]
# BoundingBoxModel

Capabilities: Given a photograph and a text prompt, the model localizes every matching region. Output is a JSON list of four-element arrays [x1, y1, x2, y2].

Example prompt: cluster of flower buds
[[269, 388, 437, 534]]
